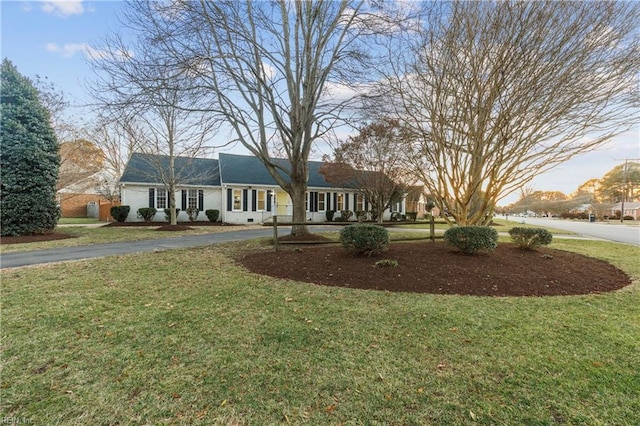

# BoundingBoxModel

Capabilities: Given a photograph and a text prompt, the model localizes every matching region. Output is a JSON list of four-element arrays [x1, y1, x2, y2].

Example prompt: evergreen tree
[[1, 59, 60, 236]]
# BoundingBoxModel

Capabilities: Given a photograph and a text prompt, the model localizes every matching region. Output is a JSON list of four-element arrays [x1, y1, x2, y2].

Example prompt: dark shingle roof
[[120, 153, 220, 186], [218, 153, 350, 189], [120, 152, 365, 189]]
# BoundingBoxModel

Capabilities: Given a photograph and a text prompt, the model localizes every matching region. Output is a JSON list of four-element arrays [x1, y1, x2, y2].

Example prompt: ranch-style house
[[119, 152, 407, 224]]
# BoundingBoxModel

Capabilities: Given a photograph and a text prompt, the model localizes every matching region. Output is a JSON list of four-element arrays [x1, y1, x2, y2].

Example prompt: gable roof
[[119, 152, 375, 189], [218, 153, 351, 189], [120, 153, 220, 186]]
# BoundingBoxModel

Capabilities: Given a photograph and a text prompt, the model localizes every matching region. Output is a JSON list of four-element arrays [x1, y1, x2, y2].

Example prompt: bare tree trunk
[[289, 182, 309, 236]]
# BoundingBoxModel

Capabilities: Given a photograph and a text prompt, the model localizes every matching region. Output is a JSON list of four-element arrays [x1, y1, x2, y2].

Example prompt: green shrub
[[443, 226, 498, 255], [340, 224, 389, 256], [406, 212, 418, 221], [136, 207, 157, 223], [356, 210, 367, 222], [186, 207, 200, 221], [205, 209, 220, 222], [164, 208, 180, 221], [340, 210, 353, 221], [623, 215, 634, 221], [508, 227, 553, 250], [1, 60, 60, 236], [326, 210, 336, 222], [110, 206, 130, 223], [375, 259, 398, 267]]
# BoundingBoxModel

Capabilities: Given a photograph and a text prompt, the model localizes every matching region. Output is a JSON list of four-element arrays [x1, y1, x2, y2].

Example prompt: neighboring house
[[119, 152, 405, 224], [608, 202, 640, 220]]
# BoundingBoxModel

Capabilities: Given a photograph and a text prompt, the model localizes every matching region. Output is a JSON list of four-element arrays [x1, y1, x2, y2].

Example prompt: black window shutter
[[345, 193, 350, 210], [364, 199, 369, 211], [312, 192, 318, 212], [149, 188, 155, 208], [181, 190, 187, 211], [333, 193, 338, 211], [242, 189, 248, 211], [198, 190, 204, 211], [266, 190, 272, 211], [354, 194, 358, 210], [251, 190, 257, 212], [226, 188, 232, 211]]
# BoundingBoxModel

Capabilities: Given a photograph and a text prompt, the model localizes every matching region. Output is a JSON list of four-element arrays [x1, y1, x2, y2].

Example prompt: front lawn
[[1, 239, 638, 424]]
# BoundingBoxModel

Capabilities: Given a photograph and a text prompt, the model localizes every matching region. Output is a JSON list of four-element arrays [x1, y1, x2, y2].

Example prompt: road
[[502, 216, 640, 246]]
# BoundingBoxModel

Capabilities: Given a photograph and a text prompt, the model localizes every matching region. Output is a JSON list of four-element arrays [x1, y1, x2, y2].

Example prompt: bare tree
[[87, 116, 141, 202], [320, 118, 410, 223], [90, 21, 220, 225], [373, 1, 640, 225], [110, 1, 374, 235]]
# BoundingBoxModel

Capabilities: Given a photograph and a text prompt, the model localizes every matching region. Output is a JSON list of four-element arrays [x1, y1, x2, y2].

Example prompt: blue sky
[[1, 0, 638, 205]]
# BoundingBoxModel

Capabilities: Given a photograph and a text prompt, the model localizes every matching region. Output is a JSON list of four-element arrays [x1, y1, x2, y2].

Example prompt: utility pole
[[614, 158, 640, 222]]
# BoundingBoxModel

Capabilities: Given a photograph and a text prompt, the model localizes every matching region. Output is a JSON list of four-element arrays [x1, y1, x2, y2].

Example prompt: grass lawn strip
[[1, 239, 638, 424]]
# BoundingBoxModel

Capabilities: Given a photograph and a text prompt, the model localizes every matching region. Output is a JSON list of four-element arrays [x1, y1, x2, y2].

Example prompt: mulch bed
[[1, 232, 76, 245], [238, 240, 632, 297]]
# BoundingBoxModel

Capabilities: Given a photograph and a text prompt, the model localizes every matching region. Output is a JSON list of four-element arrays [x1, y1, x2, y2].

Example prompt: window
[[318, 193, 326, 211], [187, 189, 198, 209], [233, 189, 242, 211], [356, 194, 364, 212], [336, 193, 344, 211], [257, 190, 266, 211], [305, 192, 309, 212], [156, 188, 167, 209]]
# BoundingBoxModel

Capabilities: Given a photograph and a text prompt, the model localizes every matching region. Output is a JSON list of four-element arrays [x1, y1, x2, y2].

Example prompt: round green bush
[[164, 208, 180, 221], [205, 209, 220, 222], [137, 207, 157, 223], [508, 227, 553, 250], [340, 224, 389, 256], [443, 226, 498, 255], [110, 206, 130, 223]]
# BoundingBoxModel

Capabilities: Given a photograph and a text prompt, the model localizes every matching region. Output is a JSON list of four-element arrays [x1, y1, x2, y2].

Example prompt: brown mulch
[[1, 232, 76, 245], [154, 224, 194, 231], [238, 238, 632, 297]]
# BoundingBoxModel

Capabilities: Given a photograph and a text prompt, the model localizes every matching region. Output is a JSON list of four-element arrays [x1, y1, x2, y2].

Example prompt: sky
[[2, 0, 639, 205]]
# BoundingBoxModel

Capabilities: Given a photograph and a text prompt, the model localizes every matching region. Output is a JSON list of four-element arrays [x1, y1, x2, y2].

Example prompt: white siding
[[120, 183, 223, 222]]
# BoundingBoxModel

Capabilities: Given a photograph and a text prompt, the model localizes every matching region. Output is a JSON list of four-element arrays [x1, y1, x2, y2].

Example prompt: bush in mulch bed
[[103, 222, 227, 227]]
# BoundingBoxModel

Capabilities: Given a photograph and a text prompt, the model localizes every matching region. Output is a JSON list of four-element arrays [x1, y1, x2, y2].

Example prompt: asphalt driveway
[[1, 228, 278, 269]]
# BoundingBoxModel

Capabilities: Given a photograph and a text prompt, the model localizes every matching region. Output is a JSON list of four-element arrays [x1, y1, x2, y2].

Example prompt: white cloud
[[45, 42, 133, 61], [40, 1, 85, 17]]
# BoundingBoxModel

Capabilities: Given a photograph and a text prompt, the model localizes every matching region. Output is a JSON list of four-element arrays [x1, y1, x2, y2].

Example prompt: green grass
[[1, 239, 638, 425]]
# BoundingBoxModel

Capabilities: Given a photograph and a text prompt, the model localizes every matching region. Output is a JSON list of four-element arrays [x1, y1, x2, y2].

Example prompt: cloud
[[40, 1, 86, 17], [45, 42, 133, 61]]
